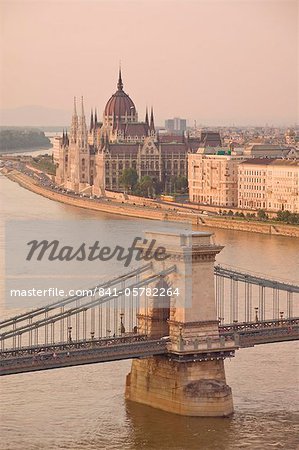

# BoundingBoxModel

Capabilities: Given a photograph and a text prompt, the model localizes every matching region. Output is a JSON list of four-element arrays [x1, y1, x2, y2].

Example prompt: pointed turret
[[94, 108, 98, 129], [65, 129, 69, 146], [90, 109, 94, 132], [150, 106, 155, 133], [117, 67, 123, 91], [62, 129, 65, 146], [77, 96, 88, 149], [70, 96, 78, 144], [145, 107, 149, 126], [73, 96, 77, 115], [81, 96, 85, 117]]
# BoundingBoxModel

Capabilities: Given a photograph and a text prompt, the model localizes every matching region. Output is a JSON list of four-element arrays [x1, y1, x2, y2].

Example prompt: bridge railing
[[0, 265, 177, 352], [1, 262, 298, 355], [215, 265, 298, 324]]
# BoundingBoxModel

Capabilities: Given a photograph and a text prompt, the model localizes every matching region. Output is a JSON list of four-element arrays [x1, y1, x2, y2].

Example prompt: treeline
[[0, 129, 50, 151], [119, 168, 188, 198], [222, 209, 299, 225]]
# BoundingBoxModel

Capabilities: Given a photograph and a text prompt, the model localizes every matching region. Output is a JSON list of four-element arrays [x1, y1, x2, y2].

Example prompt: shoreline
[[0, 145, 52, 155], [2, 168, 299, 238]]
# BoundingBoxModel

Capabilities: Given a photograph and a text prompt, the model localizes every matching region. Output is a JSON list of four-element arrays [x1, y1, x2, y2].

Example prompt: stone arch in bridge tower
[[126, 230, 235, 417], [147, 277, 172, 338], [136, 230, 223, 342]]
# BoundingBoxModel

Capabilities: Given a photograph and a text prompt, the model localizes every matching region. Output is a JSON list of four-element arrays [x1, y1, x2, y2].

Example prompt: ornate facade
[[56, 70, 221, 194]]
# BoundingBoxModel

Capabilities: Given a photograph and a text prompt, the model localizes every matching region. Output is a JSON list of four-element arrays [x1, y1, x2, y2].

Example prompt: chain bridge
[[1, 231, 298, 416]]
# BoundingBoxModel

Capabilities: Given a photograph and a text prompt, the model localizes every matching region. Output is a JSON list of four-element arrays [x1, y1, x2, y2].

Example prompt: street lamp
[[254, 307, 259, 322], [120, 313, 125, 335], [68, 326, 72, 342]]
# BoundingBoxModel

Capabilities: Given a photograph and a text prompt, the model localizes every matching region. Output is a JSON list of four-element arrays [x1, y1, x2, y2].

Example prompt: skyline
[[0, 0, 298, 127]]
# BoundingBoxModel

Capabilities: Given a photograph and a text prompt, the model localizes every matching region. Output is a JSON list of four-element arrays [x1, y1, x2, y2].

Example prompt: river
[[0, 169, 298, 450]]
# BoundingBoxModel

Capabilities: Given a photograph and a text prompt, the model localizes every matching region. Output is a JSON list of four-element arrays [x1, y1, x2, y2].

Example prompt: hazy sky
[[0, 0, 298, 126]]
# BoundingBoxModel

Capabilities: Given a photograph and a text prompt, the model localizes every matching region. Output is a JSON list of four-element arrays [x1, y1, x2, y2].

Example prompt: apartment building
[[238, 159, 299, 213], [188, 152, 244, 207]]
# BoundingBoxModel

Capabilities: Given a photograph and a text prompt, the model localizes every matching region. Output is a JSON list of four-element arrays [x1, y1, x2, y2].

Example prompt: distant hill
[[0, 105, 71, 127], [0, 128, 51, 152]]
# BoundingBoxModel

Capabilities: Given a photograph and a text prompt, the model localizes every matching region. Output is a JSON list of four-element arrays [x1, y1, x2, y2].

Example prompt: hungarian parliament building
[[55, 69, 221, 194]]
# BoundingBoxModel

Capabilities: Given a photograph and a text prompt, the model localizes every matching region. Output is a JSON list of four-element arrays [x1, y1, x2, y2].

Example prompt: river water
[[0, 169, 298, 450]]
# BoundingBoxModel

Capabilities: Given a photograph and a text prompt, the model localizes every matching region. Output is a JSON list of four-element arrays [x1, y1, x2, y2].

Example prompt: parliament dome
[[104, 70, 137, 119]]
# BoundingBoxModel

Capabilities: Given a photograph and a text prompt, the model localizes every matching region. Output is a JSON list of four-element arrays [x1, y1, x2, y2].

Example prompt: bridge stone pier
[[125, 230, 235, 417]]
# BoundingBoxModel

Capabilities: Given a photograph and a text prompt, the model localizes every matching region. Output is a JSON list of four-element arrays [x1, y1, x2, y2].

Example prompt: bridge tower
[[125, 231, 235, 417]]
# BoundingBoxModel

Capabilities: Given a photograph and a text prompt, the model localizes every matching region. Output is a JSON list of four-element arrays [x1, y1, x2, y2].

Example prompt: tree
[[288, 213, 299, 224], [277, 210, 291, 222], [276, 210, 299, 224], [167, 175, 188, 194], [176, 176, 188, 193], [169, 176, 177, 193], [138, 176, 154, 197], [257, 209, 268, 220], [152, 178, 163, 196], [119, 168, 138, 193]]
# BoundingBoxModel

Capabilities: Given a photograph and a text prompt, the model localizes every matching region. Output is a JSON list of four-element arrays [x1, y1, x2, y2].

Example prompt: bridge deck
[[0, 337, 167, 376], [1, 320, 298, 376]]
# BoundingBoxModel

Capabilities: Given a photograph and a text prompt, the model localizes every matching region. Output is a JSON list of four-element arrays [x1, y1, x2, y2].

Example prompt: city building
[[52, 136, 62, 164], [285, 128, 297, 146], [238, 159, 299, 213], [188, 150, 244, 207], [243, 143, 297, 158], [55, 69, 221, 193], [165, 117, 187, 134]]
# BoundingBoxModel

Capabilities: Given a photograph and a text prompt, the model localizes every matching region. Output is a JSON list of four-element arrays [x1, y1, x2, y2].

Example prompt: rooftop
[[240, 158, 299, 166]]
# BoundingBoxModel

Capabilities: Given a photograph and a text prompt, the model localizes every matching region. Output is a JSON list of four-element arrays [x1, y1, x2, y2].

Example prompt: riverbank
[[2, 167, 299, 237]]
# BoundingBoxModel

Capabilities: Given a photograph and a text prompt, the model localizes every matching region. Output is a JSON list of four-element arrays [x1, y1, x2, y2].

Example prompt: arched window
[[151, 279, 171, 337]]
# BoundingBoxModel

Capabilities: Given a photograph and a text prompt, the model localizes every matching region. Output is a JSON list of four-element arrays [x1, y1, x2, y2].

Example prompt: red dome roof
[[104, 70, 137, 118]]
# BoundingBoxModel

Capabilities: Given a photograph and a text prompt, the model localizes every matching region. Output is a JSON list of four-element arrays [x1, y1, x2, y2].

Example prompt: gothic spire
[[70, 96, 78, 144], [117, 67, 123, 91], [94, 108, 98, 129], [90, 109, 94, 132], [65, 129, 69, 146], [150, 106, 155, 132], [78, 96, 87, 148], [73, 96, 77, 116], [81, 96, 85, 118], [62, 129, 65, 146], [145, 107, 149, 126]]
